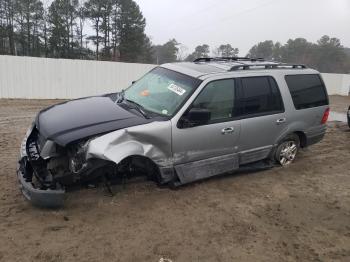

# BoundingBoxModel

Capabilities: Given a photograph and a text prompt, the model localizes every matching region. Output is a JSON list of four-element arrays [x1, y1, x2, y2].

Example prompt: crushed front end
[[16, 96, 174, 207], [17, 124, 65, 207], [17, 124, 113, 208]]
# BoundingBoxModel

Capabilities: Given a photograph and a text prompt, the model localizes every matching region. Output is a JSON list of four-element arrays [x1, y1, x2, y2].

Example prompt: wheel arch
[[293, 131, 307, 148], [86, 138, 170, 184], [118, 154, 162, 183]]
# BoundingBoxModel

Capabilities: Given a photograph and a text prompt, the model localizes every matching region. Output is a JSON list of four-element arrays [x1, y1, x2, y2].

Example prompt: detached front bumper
[[17, 127, 65, 208], [17, 159, 65, 208]]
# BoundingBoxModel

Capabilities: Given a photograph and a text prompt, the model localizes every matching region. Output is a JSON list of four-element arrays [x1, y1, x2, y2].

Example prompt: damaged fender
[[86, 121, 174, 177]]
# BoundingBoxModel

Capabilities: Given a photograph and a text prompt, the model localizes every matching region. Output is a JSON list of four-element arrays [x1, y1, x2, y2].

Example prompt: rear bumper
[[305, 125, 327, 147], [17, 161, 65, 208], [306, 133, 325, 146]]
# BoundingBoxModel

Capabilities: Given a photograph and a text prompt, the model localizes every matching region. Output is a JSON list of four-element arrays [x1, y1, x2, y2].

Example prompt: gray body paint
[[85, 66, 329, 185], [17, 61, 330, 208], [86, 121, 173, 168]]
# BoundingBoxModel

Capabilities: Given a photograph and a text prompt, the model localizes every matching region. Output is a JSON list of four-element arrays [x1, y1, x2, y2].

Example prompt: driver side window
[[192, 79, 235, 122]]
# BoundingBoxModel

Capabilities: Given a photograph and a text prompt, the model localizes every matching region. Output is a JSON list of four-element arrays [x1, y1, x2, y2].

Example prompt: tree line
[[1, 0, 349, 73], [0, 0, 152, 62], [248, 36, 350, 74], [155, 36, 350, 73]]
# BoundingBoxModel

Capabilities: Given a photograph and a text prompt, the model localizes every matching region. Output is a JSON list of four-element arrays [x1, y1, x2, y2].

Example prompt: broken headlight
[[69, 140, 90, 174]]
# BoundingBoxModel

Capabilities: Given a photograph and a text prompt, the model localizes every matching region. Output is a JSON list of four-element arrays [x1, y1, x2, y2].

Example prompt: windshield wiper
[[116, 90, 125, 103], [115, 91, 149, 118], [125, 99, 149, 119]]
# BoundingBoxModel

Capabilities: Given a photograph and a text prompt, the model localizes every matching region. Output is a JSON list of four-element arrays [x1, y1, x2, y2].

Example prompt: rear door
[[236, 76, 286, 164]]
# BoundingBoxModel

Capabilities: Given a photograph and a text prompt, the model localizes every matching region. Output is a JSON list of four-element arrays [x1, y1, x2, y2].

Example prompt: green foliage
[[117, 0, 150, 62], [186, 44, 210, 61], [152, 39, 179, 64], [0, 0, 152, 62], [84, 0, 104, 60], [1, 0, 350, 72], [0, 0, 44, 56], [248, 40, 275, 60], [315, 35, 349, 73], [214, 44, 239, 57], [48, 0, 78, 58], [248, 36, 350, 73]]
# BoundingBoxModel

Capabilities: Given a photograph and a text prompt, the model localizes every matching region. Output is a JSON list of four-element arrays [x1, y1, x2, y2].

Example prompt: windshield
[[124, 67, 201, 116]]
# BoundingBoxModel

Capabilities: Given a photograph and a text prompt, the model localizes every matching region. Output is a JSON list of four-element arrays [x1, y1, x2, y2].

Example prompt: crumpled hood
[[35, 96, 151, 146]]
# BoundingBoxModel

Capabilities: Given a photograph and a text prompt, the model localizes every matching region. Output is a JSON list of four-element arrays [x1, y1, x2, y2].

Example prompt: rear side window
[[237, 76, 284, 117], [285, 74, 328, 110]]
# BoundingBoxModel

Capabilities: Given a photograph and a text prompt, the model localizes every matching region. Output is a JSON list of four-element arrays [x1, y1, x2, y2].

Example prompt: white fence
[[0, 55, 156, 99], [0, 55, 349, 99], [321, 73, 350, 96]]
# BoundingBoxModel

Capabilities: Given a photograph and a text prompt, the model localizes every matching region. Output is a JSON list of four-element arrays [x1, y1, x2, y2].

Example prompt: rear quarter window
[[285, 74, 329, 110]]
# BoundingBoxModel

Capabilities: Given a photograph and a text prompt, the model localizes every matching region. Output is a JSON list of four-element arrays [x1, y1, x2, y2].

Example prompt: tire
[[275, 134, 300, 166]]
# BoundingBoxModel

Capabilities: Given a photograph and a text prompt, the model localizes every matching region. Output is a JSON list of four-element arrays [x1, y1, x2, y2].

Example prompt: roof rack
[[193, 57, 265, 63], [229, 63, 307, 71]]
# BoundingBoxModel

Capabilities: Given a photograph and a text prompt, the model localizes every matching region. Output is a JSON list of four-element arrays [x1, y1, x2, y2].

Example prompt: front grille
[[27, 128, 40, 161], [37, 132, 46, 151], [27, 140, 40, 160], [26, 128, 45, 161], [26, 128, 50, 184]]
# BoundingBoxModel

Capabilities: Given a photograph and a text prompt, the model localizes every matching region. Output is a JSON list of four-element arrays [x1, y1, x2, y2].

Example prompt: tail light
[[321, 108, 330, 124]]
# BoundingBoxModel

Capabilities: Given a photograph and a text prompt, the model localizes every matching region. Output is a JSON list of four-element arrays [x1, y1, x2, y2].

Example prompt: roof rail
[[229, 63, 307, 71], [193, 57, 265, 63]]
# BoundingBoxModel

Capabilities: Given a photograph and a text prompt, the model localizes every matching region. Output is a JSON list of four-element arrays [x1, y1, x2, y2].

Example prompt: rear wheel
[[275, 134, 300, 166]]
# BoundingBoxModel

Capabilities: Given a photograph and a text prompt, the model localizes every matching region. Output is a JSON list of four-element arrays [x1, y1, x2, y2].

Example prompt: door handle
[[276, 118, 286, 125], [221, 127, 234, 135]]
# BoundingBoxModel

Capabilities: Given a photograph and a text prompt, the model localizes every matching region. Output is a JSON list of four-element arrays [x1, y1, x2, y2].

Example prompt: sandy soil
[[0, 97, 349, 262], [329, 95, 350, 113]]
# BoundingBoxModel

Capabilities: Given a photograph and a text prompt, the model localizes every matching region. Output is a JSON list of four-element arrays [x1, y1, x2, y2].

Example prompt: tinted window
[[192, 79, 235, 121], [238, 76, 284, 116], [285, 74, 328, 110]]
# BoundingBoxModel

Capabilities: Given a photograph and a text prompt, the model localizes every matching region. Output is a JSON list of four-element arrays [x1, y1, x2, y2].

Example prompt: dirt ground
[[0, 96, 349, 262], [329, 95, 350, 113]]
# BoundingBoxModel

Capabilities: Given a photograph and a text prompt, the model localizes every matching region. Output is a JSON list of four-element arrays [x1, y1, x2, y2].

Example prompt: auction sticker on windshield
[[167, 83, 186, 96]]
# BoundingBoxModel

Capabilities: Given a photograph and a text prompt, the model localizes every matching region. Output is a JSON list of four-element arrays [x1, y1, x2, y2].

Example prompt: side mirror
[[132, 80, 136, 84], [185, 108, 211, 126]]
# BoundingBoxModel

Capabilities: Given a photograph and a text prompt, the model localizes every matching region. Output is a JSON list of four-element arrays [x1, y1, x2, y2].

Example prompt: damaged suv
[[18, 57, 329, 207]]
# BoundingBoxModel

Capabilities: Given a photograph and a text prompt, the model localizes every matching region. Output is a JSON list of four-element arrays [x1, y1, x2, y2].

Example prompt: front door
[[171, 78, 241, 184]]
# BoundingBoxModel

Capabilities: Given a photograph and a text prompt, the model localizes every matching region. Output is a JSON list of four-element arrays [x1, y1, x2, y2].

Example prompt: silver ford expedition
[[17, 57, 329, 207]]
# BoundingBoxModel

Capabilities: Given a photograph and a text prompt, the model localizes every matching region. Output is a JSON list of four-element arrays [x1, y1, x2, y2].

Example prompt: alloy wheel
[[278, 141, 298, 166]]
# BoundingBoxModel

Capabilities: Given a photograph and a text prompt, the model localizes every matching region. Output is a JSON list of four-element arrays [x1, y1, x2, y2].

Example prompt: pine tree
[[48, 0, 78, 58], [117, 0, 149, 62], [13, 0, 44, 56], [85, 0, 103, 60]]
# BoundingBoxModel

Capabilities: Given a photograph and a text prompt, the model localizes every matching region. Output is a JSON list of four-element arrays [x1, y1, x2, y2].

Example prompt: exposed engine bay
[[18, 123, 165, 207]]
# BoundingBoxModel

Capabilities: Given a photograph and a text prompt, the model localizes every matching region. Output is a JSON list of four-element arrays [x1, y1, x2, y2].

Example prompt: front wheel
[[275, 134, 300, 166]]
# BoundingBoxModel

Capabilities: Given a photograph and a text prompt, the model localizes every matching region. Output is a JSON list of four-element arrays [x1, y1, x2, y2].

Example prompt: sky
[[133, 0, 350, 56]]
